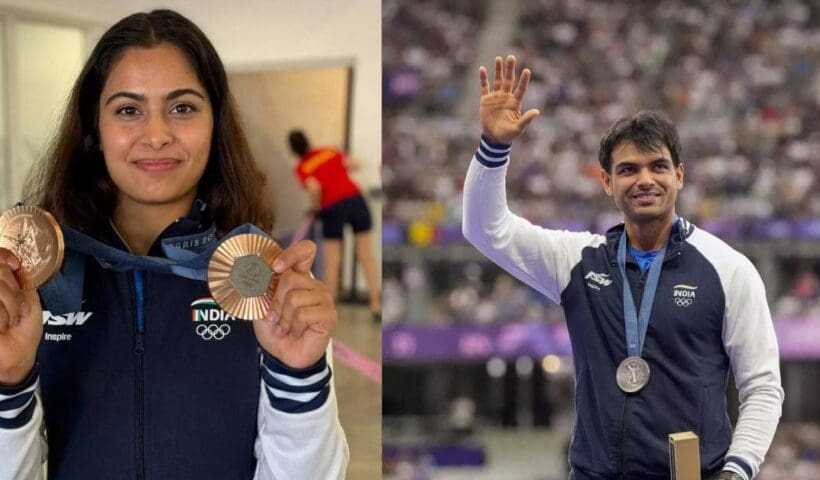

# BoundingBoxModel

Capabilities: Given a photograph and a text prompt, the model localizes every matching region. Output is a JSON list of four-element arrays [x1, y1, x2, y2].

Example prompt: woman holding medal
[[462, 55, 783, 480], [0, 10, 347, 479]]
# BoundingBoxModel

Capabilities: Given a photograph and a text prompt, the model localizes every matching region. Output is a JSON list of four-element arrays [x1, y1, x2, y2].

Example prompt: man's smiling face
[[600, 141, 684, 224]]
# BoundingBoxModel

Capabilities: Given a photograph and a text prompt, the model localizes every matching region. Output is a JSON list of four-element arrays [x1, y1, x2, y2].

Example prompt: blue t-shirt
[[629, 245, 659, 275]]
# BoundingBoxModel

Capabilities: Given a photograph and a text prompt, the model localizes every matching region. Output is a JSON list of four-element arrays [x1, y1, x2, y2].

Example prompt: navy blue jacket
[[463, 143, 783, 480], [0, 205, 346, 479]]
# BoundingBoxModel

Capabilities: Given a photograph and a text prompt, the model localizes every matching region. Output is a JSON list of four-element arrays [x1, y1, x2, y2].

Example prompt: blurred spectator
[[776, 268, 820, 321], [758, 423, 820, 479], [383, 0, 485, 113], [384, 266, 562, 327]]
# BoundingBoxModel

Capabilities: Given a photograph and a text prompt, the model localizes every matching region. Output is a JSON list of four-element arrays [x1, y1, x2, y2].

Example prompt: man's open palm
[[479, 55, 540, 145]]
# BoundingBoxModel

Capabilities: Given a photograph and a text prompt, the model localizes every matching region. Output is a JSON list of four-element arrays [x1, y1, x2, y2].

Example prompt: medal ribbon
[[616, 220, 674, 357], [40, 222, 270, 315], [59, 223, 269, 281]]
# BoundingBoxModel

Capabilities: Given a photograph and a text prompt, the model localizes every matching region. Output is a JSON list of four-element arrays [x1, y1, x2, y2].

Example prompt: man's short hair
[[598, 111, 682, 172]]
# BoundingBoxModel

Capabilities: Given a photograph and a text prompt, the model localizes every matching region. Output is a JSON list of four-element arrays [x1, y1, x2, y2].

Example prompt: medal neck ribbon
[[60, 223, 267, 281], [616, 218, 677, 357], [39, 222, 267, 315]]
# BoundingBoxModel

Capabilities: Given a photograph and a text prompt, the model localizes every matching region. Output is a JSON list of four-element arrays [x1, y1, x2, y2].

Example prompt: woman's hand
[[0, 249, 43, 386], [254, 240, 337, 370]]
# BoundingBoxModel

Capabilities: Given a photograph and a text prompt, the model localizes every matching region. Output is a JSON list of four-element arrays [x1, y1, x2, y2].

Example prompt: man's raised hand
[[479, 54, 540, 145]]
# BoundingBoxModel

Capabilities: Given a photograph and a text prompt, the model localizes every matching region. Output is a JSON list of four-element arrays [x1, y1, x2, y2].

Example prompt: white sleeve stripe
[[263, 364, 329, 387], [723, 462, 750, 480], [264, 384, 323, 403], [0, 384, 37, 402], [479, 138, 512, 155], [0, 395, 34, 419]]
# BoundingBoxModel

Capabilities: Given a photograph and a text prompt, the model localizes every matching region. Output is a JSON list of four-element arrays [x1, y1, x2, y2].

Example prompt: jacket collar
[[103, 199, 213, 256], [605, 216, 695, 266]]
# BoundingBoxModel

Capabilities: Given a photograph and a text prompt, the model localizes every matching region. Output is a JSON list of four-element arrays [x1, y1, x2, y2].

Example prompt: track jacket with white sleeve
[[462, 138, 783, 480]]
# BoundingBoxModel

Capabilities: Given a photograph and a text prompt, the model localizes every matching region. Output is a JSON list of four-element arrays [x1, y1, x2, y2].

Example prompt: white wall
[[12, 23, 85, 204], [0, 0, 382, 189]]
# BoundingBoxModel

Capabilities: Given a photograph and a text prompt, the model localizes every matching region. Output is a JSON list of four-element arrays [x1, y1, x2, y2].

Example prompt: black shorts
[[319, 195, 372, 239]]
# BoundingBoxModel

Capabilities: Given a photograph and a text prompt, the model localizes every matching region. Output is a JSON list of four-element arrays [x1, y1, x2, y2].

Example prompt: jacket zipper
[[614, 247, 682, 476], [133, 271, 146, 480], [618, 396, 631, 477], [619, 269, 645, 477]]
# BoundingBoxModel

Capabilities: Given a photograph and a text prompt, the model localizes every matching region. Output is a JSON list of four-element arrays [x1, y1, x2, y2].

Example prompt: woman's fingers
[[272, 240, 317, 275], [266, 270, 333, 338], [0, 249, 21, 270], [0, 266, 23, 329]]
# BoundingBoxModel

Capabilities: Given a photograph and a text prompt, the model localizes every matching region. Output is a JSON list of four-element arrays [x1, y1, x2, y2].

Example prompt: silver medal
[[616, 356, 650, 393]]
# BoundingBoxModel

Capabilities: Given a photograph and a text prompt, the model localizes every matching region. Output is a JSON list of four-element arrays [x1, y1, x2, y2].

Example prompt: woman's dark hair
[[598, 110, 682, 172], [288, 130, 310, 158], [24, 9, 273, 234]]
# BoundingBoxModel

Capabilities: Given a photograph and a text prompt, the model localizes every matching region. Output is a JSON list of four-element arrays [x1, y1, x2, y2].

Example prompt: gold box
[[669, 431, 701, 480]]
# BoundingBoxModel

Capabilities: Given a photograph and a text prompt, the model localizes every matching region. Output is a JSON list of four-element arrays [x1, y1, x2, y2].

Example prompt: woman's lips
[[133, 158, 181, 172]]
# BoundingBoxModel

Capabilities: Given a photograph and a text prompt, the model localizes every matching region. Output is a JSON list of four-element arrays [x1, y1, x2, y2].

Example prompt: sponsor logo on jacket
[[585, 271, 613, 290], [42, 310, 93, 326], [42, 311, 94, 342]]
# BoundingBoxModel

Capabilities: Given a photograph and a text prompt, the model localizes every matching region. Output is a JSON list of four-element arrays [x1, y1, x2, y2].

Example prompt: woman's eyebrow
[[104, 91, 145, 106], [104, 88, 206, 106], [166, 88, 207, 101]]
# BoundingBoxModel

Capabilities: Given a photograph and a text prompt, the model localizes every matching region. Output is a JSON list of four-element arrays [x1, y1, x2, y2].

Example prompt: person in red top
[[289, 130, 380, 318]]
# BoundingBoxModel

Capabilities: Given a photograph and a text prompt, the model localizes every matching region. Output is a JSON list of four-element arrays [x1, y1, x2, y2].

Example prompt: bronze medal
[[0, 206, 64, 290], [616, 356, 651, 393], [207, 233, 282, 320]]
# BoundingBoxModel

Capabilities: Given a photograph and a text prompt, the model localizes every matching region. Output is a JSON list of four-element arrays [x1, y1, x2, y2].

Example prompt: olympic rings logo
[[675, 298, 693, 308], [196, 323, 231, 340]]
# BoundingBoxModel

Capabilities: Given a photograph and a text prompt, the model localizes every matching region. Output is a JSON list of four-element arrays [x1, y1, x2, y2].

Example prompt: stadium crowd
[[384, 0, 820, 233], [383, 0, 820, 326]]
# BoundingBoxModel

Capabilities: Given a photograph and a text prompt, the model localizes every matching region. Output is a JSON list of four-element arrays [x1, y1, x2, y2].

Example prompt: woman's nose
[[141, 114, 173, 150]]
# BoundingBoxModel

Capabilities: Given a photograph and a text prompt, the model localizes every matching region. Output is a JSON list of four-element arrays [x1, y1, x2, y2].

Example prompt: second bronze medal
[[207, 233, 283, 320]]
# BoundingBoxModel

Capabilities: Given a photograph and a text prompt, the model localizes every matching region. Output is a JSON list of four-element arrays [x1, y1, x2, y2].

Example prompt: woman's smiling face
[[98, 42, 213, 210]]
